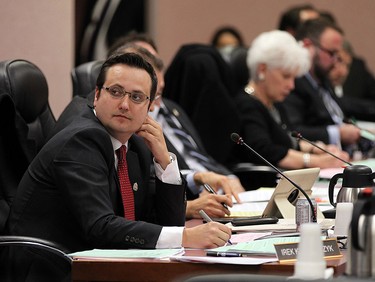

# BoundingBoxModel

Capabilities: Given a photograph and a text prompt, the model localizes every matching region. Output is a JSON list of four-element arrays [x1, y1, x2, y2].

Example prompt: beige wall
[[0, 0, 74, 118], [0, 0, 374, 119], [149, 0, 375, 75]]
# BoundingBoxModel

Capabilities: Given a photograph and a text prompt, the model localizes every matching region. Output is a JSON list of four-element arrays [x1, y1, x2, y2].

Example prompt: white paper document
[[69, 248, 184, 259], [171, 255, 277, 265]]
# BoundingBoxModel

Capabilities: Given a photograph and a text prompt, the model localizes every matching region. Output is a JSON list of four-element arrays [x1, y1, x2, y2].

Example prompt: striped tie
[[116, 145, 135, 220], [319, 87, 344, 124], [159, 107, 218, 171]]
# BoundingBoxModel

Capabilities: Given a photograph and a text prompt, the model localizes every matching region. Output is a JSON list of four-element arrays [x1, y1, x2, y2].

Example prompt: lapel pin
[[133, 183, 138, 191], [172, 108, 180, 117]]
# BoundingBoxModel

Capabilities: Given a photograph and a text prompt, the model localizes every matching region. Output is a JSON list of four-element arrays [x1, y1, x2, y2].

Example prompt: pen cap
[[293, 223, 326, 279]]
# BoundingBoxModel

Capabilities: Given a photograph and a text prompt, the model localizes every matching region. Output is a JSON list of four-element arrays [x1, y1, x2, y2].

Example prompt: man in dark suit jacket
[[6, 53, 231, 281], [283, 19, 361, 152], [54, 43, 242, 219]]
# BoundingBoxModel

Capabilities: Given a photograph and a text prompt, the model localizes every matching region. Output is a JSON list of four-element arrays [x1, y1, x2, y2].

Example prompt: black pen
[[203, 183, 229, 210], [198, 209, 233, 245], [206, 251, 241, 257]]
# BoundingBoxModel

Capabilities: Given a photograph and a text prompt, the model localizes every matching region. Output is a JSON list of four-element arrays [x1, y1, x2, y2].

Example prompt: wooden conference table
[[72, 220, 347, 282], [72, 249, 347, 282]]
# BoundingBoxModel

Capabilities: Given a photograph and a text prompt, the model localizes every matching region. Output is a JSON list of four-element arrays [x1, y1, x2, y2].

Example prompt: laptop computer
[[211, 167, 323, 224], [262, 167, 322, 219]]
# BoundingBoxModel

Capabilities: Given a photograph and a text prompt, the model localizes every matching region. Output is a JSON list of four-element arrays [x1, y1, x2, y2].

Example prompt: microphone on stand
[[290, 131, 353, 166], [230, 133, 317, 222]]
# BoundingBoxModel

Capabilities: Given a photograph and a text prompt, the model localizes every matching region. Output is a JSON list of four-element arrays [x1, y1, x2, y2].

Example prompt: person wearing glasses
[[54, 41, 239, 220], [282, 18, 362, 156], [7, 53, 231, 281]]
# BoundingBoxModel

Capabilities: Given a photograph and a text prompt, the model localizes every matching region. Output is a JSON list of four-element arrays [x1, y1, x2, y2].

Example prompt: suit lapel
[[163, 99, 207, 154]]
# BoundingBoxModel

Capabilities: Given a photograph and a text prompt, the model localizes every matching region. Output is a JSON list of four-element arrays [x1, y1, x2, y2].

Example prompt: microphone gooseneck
[[290, 131, 353, 166], [230, 132, 317, 222]]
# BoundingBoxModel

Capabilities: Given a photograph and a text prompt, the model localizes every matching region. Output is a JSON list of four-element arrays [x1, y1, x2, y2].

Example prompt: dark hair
[[107, 31, 158, 57], [319, 10, 337, 25], [210, 26, 245, 47], [110, 42, 164, 71], [295, 18, 344, 42], [96, 52, 158, 102], [278, 4, 317, 32]]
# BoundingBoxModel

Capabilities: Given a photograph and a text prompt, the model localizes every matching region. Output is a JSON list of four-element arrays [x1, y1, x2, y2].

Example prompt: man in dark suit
[[122, 41, 245, 218], [150, 96, 246, 219], [53, 43, 239, 220], [283, 19, 362, 154], [7, 53, 231, 281]]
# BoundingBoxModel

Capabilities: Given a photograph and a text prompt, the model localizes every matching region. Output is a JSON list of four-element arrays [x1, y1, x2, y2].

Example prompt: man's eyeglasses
[[314, 43, 339, 60], [102, 86, 150, 104]]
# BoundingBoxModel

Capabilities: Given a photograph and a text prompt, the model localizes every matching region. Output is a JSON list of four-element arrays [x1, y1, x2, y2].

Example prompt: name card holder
[[274, 238, 342, 262]]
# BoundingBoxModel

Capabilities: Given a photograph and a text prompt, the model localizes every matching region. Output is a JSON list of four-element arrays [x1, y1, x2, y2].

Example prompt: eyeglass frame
[[101, 85, 151, 104], [313, 41, 339, 60]]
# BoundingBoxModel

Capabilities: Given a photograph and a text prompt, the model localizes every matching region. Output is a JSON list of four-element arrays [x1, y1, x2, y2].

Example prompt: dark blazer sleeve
[[127, 135, 186, 227]]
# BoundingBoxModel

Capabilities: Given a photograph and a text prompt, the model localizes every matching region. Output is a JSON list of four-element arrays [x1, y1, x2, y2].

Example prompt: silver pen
[[203, 183, 229, 210]]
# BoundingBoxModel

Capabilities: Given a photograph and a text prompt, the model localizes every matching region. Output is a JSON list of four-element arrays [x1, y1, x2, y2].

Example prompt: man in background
[[283, 19, 363, 156]]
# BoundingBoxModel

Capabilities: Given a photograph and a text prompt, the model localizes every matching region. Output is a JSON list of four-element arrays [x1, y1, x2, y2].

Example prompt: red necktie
[[116, 145, 135, 220]]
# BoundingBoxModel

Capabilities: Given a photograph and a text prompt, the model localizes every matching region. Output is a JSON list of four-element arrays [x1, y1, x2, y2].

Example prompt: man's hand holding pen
[[186, 193, 232, 219], [193, 171, 245, 203], [182, 210, 232, 248], [203, 183, 230, 210]]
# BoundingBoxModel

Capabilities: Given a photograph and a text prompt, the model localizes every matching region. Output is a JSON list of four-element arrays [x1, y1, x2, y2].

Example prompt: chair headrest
[[71, 60, 103, 98], [0, 59, 48, 123], [228, 46, 249, 91]]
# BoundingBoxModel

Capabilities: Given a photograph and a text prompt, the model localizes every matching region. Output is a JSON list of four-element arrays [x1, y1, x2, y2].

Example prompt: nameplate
[[274, 238, 342, 262]]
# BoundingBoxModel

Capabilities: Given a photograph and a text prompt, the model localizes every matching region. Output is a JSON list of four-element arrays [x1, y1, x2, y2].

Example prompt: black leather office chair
[[48, 60, 102, 136], [0, 94, 29, 231], [227, 46, 249, 93], [71, 60, 103, 97], [0, 61, 70, 281], [0, 93, 71, 282], [0, 59, 56, 153], [0, 235, 72, 282], [0, 59, 56, 214]]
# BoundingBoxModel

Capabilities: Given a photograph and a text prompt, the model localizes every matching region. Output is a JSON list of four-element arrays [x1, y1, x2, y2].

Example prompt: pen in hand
[[203, 183, 229, 210], [198, 209, 232, 245]]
